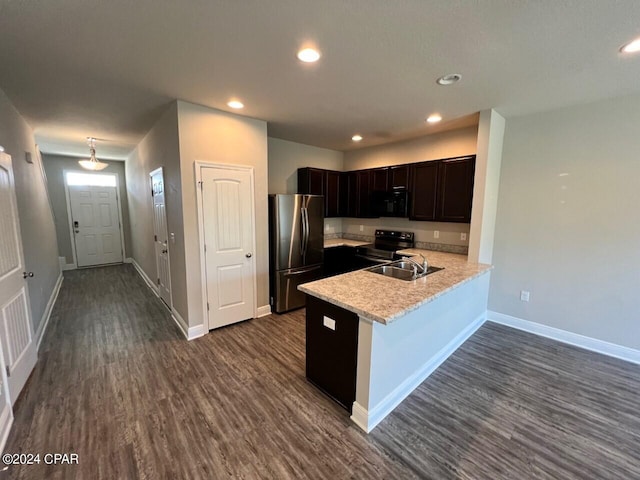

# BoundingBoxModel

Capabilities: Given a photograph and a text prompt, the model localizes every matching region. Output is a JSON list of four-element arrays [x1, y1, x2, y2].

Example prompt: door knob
[[23, 272, 34, 279], [162, 249, 168, 254], [245, 253, 252, 258]]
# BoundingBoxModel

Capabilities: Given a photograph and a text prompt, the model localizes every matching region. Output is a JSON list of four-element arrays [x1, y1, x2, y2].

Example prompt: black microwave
[[373, 190, 410, 217]]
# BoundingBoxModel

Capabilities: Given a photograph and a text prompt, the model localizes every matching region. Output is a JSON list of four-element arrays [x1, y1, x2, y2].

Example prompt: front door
[[0, 152, 37, 424], [200, 166, 256, 329], [150, 168, 171, 307], [68, 184, 123, 267]]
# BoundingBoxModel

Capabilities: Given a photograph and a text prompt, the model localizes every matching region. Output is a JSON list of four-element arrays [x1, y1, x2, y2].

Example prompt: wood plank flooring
[[2, 264, 639, 479]]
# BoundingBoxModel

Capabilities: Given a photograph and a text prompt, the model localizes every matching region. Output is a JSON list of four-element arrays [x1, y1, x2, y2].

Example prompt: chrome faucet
[[402, 254, 428, 276]]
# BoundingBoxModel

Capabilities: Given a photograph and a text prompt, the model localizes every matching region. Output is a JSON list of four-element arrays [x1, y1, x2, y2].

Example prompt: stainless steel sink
[[366, 261, 444, 281], [367, 265, 416, 280]]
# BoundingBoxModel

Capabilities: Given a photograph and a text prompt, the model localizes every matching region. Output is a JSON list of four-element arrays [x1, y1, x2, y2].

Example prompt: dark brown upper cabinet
[[436, 156, 475, 223], [371, 168, 389, 192], [297, 167, 325, 196], [355, 170, 376, 218], [409, 161, 439, 221], [324, 170, 342, 218], [389, 165, 410, 190]]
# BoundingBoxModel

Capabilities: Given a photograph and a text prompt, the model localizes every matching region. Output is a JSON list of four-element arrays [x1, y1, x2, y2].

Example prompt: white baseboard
[[131, 258, 159, 296], [124, 257, 133, 264], [171, 307, 205, 341], [35, 273, 63, 350], [352, 313, 487, 433], [487, 311, 640, 365], [188, 324, 206, 340], [256, 305, 271, 318]]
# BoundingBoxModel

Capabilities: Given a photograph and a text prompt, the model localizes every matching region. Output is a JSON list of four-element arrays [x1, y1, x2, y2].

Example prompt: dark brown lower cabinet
[[305, 295, 359, 412]]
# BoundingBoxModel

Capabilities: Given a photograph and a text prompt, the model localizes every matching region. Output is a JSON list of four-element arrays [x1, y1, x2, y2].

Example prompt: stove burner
[[354, 230, 415, 263]]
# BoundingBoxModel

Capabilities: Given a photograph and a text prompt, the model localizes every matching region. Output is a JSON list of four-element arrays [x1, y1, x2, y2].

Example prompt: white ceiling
[[1, 0, 639, 159]]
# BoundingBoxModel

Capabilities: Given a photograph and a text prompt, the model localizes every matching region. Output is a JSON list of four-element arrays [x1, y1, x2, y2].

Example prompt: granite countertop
[[299, 249, 492, 325], [324, 238, 370, 248]]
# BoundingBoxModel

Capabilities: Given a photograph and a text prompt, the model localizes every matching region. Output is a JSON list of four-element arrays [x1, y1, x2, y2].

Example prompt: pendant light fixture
[[78, 137, 108, 171]]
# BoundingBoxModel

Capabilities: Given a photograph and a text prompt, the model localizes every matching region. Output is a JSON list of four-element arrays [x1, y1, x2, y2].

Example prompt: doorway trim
[[194, 161, 258, 331], [63, 169, 126, 269], [149, 167, 173, 310]]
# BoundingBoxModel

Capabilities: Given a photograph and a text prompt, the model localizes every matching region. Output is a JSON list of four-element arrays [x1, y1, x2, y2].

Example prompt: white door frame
[[149, 167, 172, 309], [194, 161, 258, 330], [63, 169, 126, 269]]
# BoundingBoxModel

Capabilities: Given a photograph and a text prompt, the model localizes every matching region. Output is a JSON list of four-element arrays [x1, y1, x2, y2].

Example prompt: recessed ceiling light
[[297, 47, 321, 63], [436, 74, 462, 86], [426, 114, 442, 124], [227, 100, 244, 109], [352, 134, 363, 142], [620, 37, 640, 54]]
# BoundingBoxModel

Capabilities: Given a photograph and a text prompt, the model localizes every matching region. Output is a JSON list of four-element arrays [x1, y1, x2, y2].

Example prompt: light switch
[[461, 233, 467, 241], [323, 316, 336, 330], [170, 232, 176, 243], [434, 230, 440, 239]]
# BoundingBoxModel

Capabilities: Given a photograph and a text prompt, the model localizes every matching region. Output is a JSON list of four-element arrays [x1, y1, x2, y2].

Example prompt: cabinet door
[[305, 295, 359, 412], [409, 161, 439, 221], [389, 165, 410, 190], [325, 170, 341, 217], [372, 168, 389, 192], [437, 156, 475, 222], [297, 168, 326, 195], [356, 170, 376, 217], [345, 172, 358, 217]]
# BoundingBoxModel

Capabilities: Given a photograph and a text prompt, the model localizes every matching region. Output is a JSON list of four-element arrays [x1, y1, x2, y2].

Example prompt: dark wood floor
[[3, 265, 639, 479]]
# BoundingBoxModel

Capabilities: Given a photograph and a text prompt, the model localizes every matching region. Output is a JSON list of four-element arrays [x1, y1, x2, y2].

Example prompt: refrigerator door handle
[[301, 207, 309, 259]]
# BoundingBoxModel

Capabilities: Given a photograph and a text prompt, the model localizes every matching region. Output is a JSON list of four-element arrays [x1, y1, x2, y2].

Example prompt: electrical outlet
[[325, 224, 330, 232], [461, 233, 467, 241], [359, 225, 364, 232], [433, 230, 439, 239], [170, 233, 176, 243], [520, 290, 530, 302]]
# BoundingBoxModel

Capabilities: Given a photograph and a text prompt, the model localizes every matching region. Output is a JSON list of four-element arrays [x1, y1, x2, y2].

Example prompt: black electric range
[[354, 230, 415, 266]]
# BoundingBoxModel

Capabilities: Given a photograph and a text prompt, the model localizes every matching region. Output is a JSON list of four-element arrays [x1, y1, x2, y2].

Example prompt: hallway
[[2, 265, 413, 479]]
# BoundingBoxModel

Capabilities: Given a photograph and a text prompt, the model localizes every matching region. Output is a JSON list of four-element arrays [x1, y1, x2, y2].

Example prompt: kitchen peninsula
[[299, 249, 491, 433]]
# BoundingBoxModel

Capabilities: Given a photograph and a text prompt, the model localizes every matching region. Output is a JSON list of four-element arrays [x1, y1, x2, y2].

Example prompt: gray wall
[[0, 88, 60, 336], [42, 154, 132, 265], [177, 100, 269, 328], [268, 137, 344, 194], [490, 93, 640, 350], [126, 102, 187, 319]]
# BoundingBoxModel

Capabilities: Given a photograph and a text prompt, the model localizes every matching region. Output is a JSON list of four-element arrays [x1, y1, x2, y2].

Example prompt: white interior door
[[150, 169, 171, 307], [0, 153, 38, 434], [200, 166, 256, 330], [69, 184, 123, 267]]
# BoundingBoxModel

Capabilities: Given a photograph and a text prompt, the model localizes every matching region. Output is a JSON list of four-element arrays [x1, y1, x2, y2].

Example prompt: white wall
[[342, 126, 478, 247], [268, 137, 343, 194], [0, 88, 60, 335], [177, 101, 269, 328], [490, 93, 640, 350], [126, 102, 187, 319], [42, 154, 132, 265]]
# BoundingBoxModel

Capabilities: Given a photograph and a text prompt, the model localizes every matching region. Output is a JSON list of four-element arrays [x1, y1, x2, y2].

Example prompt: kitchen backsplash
[[324, 217, 469, 255]]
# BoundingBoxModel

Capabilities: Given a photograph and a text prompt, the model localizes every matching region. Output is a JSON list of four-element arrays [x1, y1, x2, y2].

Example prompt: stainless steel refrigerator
[[269, 194, 324, 313]]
